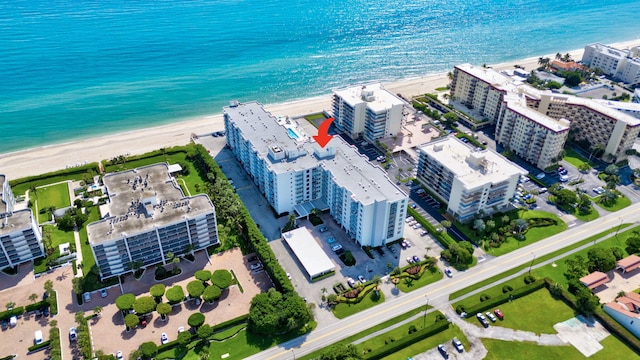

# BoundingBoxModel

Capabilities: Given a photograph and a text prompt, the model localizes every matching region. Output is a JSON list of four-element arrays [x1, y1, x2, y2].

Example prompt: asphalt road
[[246, 203, 640, 360]]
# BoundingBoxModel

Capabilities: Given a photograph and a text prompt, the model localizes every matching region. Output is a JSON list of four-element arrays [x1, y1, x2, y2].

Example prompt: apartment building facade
[[450, 63, 639, 166], [416, 138, 526, 222], [224, 101, 407, 247], [87, 164, 220, 279], [332, 83, 405, 142], [0, 175, 44, 269], [582, 43, 640, 86]]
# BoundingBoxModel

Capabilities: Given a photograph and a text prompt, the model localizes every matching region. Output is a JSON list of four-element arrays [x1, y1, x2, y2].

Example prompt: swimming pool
[[287, 128, 300, 139]]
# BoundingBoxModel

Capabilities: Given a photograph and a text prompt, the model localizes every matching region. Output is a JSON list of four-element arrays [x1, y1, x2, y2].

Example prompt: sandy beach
[[2, 39, 640, 180]]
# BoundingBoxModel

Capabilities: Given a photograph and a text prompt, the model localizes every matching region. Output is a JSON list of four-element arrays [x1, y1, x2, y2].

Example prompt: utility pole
[[423, 296, 430, 328], [528, 253, 536, 274]]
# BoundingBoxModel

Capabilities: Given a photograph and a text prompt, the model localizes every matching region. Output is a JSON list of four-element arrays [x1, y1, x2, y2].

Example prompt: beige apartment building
[[449, 63, 640, 167]]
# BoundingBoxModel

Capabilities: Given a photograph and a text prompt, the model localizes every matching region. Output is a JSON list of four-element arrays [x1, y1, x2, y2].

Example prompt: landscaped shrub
[[407, 325, 417, 334], [133, 296, 156, 315], [139, 342, 158, 359], [149, 284, 165, 303], [211, 269, 232, 289], [49, 327, 61, 360], [188, 313, 205, 329], [339, 251, 356, 266], [0, 306, 25, 321], [186, 280, 205, 299], [166, 285, 185, 304], [366, 319, 450, 360], [194, 270, 212, 283], [115, 293, 136, 312], [455, 305, 466, 314], [524, 275, 536, 284], [463, 279, 546, 316], [479, 294, 491, 302], [502, 285, 514, 293], [202, 285, 222, 303]]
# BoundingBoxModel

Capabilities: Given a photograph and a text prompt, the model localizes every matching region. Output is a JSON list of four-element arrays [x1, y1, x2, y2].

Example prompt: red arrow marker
[[313, 117, 334, 148]]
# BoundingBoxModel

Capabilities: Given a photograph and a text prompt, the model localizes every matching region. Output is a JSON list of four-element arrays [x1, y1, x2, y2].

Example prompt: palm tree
[[447, 71, 453, 81], [562, 53, 573, 62], [29, 293, 38, 303], [555, 52, 562, 60], [93, 306, 103, 317]]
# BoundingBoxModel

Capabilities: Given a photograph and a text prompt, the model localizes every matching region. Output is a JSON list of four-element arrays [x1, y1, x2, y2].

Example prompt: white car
[[161, 332, 168, 344], [177, 326, 185, 333], [535, 173, 545, 179], [100, 289, 108, 298], [249, 262, 262, 270], [452, 337, 464, 352], [116, 351, 124, 360]]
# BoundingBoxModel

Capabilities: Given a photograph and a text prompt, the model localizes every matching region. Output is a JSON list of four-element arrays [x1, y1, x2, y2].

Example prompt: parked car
[[376, 247, 385, 256], [286, 273, 292, 280], [83, 292, 91, 303], [1, 320, 8, 330], [249, 262, 263, 270], [319, 226, 328, 233], [43, 307, 50, 317], [178, 326, 185, 333], [452, 337, 464, 352], [486, 311, 497, 322], [535, 173, 545, 179], [412, 255, 420, 263], [476, 312, 489, 328], [437, 344, 449, 358], [387, 246, 397, 254], [247, 255, 258, 262], [559, 175, 569, 182], [327, 237, 337, 244], [116, 351, 124, 360], [346, 277, 356, 287], [161, 332, 169, 344], [410, 203, 417, 209], [412, 223, 422, 229], [539, 187, 548, 193], [69, 327, 77, 341], [35, 330, 43, 344], [100, 289, 108, 298], [444, 268, 453, 278], [420, 230, 428, 236], [406, 257, 414, 264], [332, 244, 343, 252], [358, 275, 366, 284], [401, 240, 408, 249], [494, 309, 504, 320]]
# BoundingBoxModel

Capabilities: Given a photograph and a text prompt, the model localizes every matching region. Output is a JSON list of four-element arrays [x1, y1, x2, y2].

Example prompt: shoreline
[[2, 38, 640, 180]]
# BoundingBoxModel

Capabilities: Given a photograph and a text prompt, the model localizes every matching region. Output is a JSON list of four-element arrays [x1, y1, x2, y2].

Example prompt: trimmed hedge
[[10, 163, 100, 195], [157, 314, 250, 353], [25, 300, 49, 312], [366, 319, 450, 359], [0, 307, 25, 321], [407, 208, 454, 249], [27, 340, 51, 352], [461, 279, 546, 317], [337, 284, 378, 305]]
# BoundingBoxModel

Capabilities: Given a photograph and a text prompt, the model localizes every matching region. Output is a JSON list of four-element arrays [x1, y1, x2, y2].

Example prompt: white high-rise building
[[0, 175, 44, 269], [332, 83, 405, 142], [87, 163, 220, 279], [224, 101, 407, 247], [416, 137, 526, 222], [582, 43, 640, 86]]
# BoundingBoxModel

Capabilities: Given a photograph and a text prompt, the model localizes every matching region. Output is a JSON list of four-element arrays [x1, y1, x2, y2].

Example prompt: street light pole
[[422, 296, 429, 328], [291, 349, 295, 360], [615, 217, 623, 237], [528, 253, 536, 274]]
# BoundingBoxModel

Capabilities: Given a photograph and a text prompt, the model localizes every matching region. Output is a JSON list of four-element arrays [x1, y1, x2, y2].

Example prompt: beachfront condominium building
[[331, 83, 405, 142], [0, 175, 44, 269], [529, 94, 640, 162], [87, 163, 219, 279], [416, 137, 526, 222], [449, 63, 640, 166], [224, 101, 407, 247], [495, 95, 571, 169], [581, 43, 640, 86]]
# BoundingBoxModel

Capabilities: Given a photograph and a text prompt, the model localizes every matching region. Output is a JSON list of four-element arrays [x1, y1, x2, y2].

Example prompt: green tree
[[248, 288, 311, 334], [555, 189, 578, 206], [577, 194, 592, 214], [197, 324, 213, 340], [194, 270, 212, 283], [44, 280, 54, 295], [317, 344, 363, 360], [139, 342, 158, 359], [512, 219, 529, 236], [564, 255, 588, 281], [188, 313, 205, 329], [187, 280, 205, 299], [156, 303, 172, 321], [605, 164, 619, 176], [575, 287, 600, 315], [443, 112, 458, 126], [29, 293, 38, 303], [211, 269, 232, 288], [473, 219, 485, 234], [564, 71, 583, 87], [93, 306, 103, 317], [115, 293, 136, 312], [72, 277, 83, 296], [149, 284, 166, 303], [578, 163, 592, 173], [178, 331, 192, 345], [124, 313, 139, 330], [440, 220, 451, 233], [626, 234, 640, 254], [587, 248, 616, 272], [166, 285, 185, 304], [202, 285, 222, 303], [133, 296, 157, 315], [486, 219, 496, 232]]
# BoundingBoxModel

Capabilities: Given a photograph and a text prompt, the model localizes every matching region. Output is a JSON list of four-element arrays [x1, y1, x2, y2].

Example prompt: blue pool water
[[287, 128, 300, 140]]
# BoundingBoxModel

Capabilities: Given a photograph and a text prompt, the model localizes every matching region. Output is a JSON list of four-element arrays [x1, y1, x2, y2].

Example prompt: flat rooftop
[[418, 137, 527, 189], [455, 63, 512, 88], [224, 102, 407, 205], [587, 43, 629, 59], [333, 83, 405, 113], [87, 163, 215, 244], [0, 209, 34, 236], [562, 95, 640, 126], [282, 227, 334, 278], [504, 95, 571, 133]]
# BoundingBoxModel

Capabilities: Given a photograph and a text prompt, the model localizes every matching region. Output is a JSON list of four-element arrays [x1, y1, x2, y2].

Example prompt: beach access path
[[2, 39, 640, 180]]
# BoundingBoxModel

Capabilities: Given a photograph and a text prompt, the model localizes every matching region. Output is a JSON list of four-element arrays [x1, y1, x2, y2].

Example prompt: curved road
[[246, 203, 640, 360]]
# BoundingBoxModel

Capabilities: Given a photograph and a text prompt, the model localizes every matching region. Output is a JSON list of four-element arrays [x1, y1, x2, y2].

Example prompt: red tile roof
[[579, 271, 610, 289], [616, 254, 640, 273]]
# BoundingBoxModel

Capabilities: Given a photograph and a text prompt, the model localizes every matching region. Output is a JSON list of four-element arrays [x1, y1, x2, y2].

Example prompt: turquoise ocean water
[[2, 0, 640, 154]]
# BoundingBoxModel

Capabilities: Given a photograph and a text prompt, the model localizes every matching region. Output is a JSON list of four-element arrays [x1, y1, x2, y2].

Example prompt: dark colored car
[[412, 255, 420, 263], [437, 344, 449, 358], [247, 255, 258, 262], [476, 312, 490, 328], [376, 247, 385, 256]]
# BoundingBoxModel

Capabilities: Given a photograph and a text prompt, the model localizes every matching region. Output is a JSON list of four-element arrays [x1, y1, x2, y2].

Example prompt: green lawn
[[572, 205, 599, 222], [355, 311, 457, 355], [563, 148, 594, 169], [484, 210, 567, 257], [396, 267, 443, 293], [453, 274, 534, 310], [483, 288, 575, 334], [333, 289, 385, 319], [381, 325, 467, 360], [594, 194, 632, 212], [35, 182, 71, 223], [483, 334, 637, 360]]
